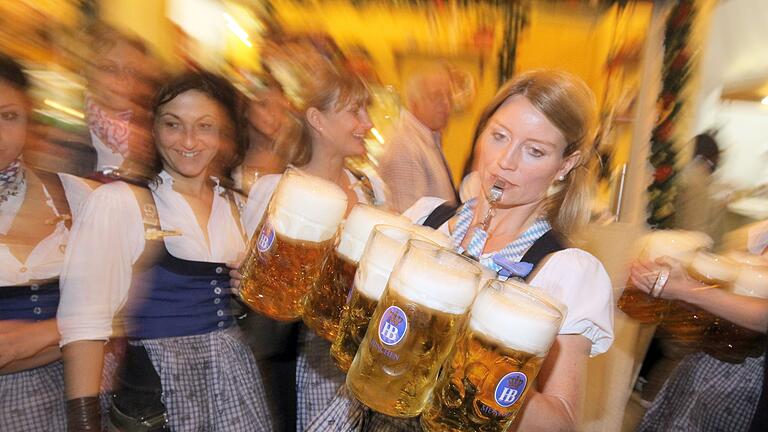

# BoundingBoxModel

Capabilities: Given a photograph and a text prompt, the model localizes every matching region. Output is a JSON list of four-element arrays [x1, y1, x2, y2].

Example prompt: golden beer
[[618, 230, 711, 324], [422, 280, 564, 432], [303, 205, 410, 341], [240, 169, 347, 321], [704, 263, 768, 363], [331, 225, 414, 371], [346, 240, 480, 417], [659, 252, 735, 350]]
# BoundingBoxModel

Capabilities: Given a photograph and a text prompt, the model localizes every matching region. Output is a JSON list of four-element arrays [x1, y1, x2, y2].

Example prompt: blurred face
[[316, 99, 373, 158], [247, 88, 290, 140], [0, 80, 28, 170], [88, 40, 145, 112], [410, 74, 451, 131], [154, 90, 230, 182], [476, 95, 579, 209]]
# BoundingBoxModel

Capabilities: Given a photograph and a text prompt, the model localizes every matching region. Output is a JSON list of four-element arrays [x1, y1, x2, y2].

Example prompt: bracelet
[[651, 267, 670, 298]]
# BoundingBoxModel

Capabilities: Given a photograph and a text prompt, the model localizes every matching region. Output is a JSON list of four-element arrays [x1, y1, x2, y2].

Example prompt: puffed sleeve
[[57, 181, 146, 346], [58, 173, 94, 221], [243, 174, 281, 239], [402, 197, 447, 225], [529, 248, 615, 357]]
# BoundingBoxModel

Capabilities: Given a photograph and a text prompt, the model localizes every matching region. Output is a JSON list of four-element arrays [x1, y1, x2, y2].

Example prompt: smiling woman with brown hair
[[57, 71, 272, 431]]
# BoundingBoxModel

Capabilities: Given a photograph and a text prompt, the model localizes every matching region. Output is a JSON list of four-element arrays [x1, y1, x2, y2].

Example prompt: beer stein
[[659, 252, 736, 350], [422, 279, 564, 431], [303, 204, 410, 341], [331, 224, 414, 371], [346, 240, 481, 417], [240, 169, 347, 320], [618, 230, 711, 324]]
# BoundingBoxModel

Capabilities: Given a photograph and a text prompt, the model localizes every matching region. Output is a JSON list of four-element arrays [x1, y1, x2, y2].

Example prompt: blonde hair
[[269, 47, 368, 167], [473, 70, 597, 236]]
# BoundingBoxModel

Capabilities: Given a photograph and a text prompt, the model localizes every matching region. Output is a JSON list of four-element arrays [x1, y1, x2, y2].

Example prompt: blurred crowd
[[0, 13, 766, 432]]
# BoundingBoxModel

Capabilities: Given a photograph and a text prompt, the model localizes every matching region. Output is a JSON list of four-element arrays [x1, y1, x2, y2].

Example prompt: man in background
[[378, 66, 458, 212]]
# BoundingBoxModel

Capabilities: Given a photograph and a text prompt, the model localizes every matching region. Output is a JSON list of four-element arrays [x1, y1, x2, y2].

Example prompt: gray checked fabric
[[296, 327, 347, 431], [639, 352, 764, 432], [137, 326, 273, 431], [305, 385, 420, 432], [0, 360, 65, 431]]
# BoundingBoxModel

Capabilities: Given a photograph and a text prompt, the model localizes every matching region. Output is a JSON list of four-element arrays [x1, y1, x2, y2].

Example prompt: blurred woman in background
[[0, 53, 91, 431]]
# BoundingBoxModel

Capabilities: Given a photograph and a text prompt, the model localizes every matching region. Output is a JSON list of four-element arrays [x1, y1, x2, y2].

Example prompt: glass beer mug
[[303, 204, 410, 341], [659, 252, 736, 350], [240, 169, 348, 320], [331, 225, 415, 371], [346, 239, 481, 417], [618, 230, 711, 324], [422, 279, 564, 432]]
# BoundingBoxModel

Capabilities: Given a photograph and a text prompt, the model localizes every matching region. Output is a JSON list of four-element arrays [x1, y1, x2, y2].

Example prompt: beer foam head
[[269, 170, 348, 242], [690, 252, 738, 283], [733, 265, 768, 299], [470, 281, 563, 356], [356, 225, 412, 300], [409, 225, 453, 248], [642, 230, 712, 265], [390, 241, 480, 314], [337, 205, 411, 262]]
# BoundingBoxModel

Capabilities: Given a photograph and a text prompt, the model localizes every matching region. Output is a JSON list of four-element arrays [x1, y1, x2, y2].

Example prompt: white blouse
[[244, 168, 387, 239], [405, 197, 615, 357], [57, 171, 246, 346], [0, 172, 93, 286]]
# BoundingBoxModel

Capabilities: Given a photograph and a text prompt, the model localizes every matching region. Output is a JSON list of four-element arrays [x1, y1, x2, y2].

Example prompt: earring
[[558, 175, 565, 181]]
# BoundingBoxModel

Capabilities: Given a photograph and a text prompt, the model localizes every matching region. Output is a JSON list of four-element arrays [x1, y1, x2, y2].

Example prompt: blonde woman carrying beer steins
[[237, 53, 390, 431], [309, 70, 614, 432]]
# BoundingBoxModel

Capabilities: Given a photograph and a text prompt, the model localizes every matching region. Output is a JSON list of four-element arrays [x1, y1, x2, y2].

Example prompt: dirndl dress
[[639, 352, 764, 432]]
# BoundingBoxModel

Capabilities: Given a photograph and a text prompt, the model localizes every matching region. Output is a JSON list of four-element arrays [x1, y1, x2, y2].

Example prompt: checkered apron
[[0, 360, 65, 431], [305, 385, 421, 432], [136, 325, 273, 431], [296, 327, 347, 431], [639, 352, 764, 432]]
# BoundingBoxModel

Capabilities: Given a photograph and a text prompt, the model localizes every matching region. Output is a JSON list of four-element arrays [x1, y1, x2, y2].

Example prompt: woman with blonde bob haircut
[[307, 69, 614, 431]]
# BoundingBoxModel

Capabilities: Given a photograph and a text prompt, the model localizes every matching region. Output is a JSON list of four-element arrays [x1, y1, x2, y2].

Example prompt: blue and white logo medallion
[[378, 306, 408, 346], [257, 222, 276, 253], [494, 372, 527, 408]]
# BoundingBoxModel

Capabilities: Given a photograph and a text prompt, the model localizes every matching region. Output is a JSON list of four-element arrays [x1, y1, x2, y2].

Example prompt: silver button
[[214, 298, 221, 305], [210, 280, 218, 286], [216, 309, 224, 317], [215, 266, 224, 274], [217, 321, 225, 328], [33, 307, 42, 315], [30, 295, 39, 302], [214, 287, 222, 295], [30, 284, 39, 291]]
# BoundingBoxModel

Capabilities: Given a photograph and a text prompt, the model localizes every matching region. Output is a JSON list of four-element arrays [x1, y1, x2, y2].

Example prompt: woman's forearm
[[0, 345, 61, 374], [511, 390, 579, 432], [683, 287, 768, 333], [61, 340, 105, 399]]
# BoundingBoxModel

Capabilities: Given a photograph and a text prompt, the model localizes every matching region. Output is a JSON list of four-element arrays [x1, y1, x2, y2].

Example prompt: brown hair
[[473, 70, 597, 236]]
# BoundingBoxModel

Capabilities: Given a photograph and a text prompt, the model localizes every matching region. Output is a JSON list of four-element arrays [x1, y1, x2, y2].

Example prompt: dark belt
[[109, 344, 169, 432]]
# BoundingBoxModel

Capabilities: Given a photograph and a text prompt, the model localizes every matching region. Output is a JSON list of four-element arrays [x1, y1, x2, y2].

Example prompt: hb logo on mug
[[379, 306, 408, 346]]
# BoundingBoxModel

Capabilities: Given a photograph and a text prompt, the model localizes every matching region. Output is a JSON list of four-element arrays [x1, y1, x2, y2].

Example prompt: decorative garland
[[647, 0, 696, 229]]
